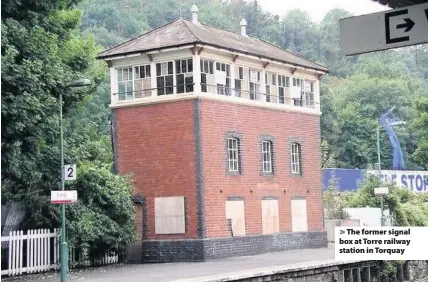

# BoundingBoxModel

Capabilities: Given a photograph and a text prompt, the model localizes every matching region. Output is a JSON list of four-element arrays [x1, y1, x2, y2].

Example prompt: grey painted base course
[[141, 231, 327, 263]]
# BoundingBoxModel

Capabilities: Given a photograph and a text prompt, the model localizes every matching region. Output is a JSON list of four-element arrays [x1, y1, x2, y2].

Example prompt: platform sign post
[[375, 187, 389, 226], [51, 190, 78, 204]]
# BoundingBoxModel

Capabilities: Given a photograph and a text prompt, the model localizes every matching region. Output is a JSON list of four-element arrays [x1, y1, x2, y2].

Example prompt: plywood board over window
[[291, 198, 308, 232], [225, 200, 246, 236], [155, 196, 185, 234], [262, 199, 279, 234]]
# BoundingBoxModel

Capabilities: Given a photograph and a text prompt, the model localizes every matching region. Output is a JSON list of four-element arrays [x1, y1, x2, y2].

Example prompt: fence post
[[27, 230, 30, 274], [44, 229, 48, 271], [19, 230, 23, 275], [30, 230, 34, 273], [53, 229, 57, 268], [31, 229, 35, 273], [36, 229, 42, 271], [47, 229, 51, 271], [11, 231, 15, 275]]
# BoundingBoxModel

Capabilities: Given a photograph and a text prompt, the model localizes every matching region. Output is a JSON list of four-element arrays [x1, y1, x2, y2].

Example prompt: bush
[[338, 173, 428, 226], [323, 177, 350, 220]]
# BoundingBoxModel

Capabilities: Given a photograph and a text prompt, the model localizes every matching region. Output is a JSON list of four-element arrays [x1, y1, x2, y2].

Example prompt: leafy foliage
[[321, 140, 336, 169], [323, 177, 349, 220], [412, 96, 428, 169], [2, 0, 136, 256], [342, 175, 428, 226]]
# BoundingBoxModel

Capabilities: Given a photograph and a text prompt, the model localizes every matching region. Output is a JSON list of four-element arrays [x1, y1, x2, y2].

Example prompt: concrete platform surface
[[3, 244, 335, 282]]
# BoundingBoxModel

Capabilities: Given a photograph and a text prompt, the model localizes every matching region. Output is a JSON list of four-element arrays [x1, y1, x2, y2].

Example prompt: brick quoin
[[114, 98, 323, 243]]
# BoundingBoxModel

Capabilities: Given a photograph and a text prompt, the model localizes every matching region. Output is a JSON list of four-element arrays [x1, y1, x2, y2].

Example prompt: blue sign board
[[322, 169, 428, 192]]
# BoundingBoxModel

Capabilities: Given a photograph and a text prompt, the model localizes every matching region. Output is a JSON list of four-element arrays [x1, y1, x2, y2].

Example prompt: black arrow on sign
[[396, 18, 415, 32], [385, 9, 410, 44]]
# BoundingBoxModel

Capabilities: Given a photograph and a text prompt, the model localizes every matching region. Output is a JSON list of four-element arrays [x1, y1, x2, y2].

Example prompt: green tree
[[346, 175, 428, 226], [2, 0, 136, 256], [412, 96, 428, 169], [317, 9, 357, 77], [323, 177, 349, 220], [279, 10, 319, 58], [321, 140, 337, 168]]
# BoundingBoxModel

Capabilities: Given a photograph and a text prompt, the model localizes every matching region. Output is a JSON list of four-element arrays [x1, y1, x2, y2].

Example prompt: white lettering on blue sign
[[366, 170, 428, 192]]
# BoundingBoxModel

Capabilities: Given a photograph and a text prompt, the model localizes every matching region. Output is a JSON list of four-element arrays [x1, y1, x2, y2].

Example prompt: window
[[225, 199, 246, 236], [261, 141, 273, 174], [292, 78, 315, 108], [227, 137, 240, 173], [133, 64, 151, 98], [235, 79, 242, 97], [117, 67, 133, 100], [262, 199, 279, 234], [156, 61, 174, 95], [265, 72, 277, 103], [360, 266, 370, 282], [216, 62, 231, 96], [278, 75, 290, 104], [234, 66, 244, 97], [344, 268, 359, 282], [201, 59, 214, 93], [291, 198, 308, 232], [291, 143, 302, 175], [176, 59, 193, 93], [155, 196, 185, 234], [265, 85, 271, 102], [303, 81, 315, 108], [134, 65, 151, 79], [249, 69, 261, 100], [293, 78, 304, 106]]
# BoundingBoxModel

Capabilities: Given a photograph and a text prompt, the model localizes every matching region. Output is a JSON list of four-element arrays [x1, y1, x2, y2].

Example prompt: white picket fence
[[1, 229, 60, 276], [1, 228, 119, 277]]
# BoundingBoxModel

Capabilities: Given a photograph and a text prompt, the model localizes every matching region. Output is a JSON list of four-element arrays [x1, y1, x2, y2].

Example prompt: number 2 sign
[[64, 164, 77, 181]]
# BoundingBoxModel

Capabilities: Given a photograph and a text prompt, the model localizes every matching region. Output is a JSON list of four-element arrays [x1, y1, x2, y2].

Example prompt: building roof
[[372, 0, 427, 8], [97, 18, 328, 73]]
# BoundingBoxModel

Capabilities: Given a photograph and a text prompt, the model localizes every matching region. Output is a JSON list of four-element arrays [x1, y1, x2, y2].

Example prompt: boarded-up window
[[225, 200, 246, 236], [262, 199, 279, 234], [155, 196, 185, 234], [291, 199, 308, 232]]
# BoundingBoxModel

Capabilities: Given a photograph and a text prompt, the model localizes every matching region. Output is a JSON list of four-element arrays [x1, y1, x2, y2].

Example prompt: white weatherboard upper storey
[[108, 48, 322, 115], [110, 48, 320, 115]]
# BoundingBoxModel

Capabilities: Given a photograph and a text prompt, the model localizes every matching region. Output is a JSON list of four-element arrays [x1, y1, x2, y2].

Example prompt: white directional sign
[[51, 190, 78, 204], [374, 187, 389, 196], [340, 3, 428, 55], [64, 164, 77, 181]]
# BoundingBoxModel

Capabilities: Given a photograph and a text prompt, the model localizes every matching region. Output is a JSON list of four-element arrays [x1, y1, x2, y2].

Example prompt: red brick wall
[[200, 99, 324, 238], [114, 100, 199, 240]]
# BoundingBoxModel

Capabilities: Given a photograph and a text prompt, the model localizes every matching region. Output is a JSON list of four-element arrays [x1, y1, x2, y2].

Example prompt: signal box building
[[98, 5, 328, 263]]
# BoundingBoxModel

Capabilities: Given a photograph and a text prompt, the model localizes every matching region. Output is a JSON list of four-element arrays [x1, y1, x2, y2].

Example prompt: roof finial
[[240, 18, 247, 36], [191, 4, 199, 23]]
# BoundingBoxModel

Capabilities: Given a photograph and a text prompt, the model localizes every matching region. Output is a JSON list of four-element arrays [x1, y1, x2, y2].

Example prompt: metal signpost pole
[[376, 124, 386, 227], [58, 79, 91, 282], [59, 92, 68, 282]]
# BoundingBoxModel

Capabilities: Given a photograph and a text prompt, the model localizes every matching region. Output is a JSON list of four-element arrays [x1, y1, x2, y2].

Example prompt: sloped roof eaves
[[98, 41, 328, 73], [182, 20, 328, 72], [198, 42, 328, 73], [96, 41, 201, 60], [97, 19, 198, 58], [97, 19, 328, 73]]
